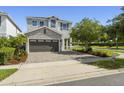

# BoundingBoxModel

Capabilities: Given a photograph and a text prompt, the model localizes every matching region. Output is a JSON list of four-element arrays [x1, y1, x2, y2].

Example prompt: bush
[[72, 46, 113, 57], [0, 47, 15, 60], [72, 47, 85, 52], [19, 50, 28, 62], [84, 47, 93, 52], [91, 50, 113, 57], [0, 53, 7, 65], [0, 47, 15, 65], [14, 48, 28, 61]]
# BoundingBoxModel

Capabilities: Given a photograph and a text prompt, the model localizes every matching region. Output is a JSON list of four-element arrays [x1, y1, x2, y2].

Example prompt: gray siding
[[27, 28, 61, 39]]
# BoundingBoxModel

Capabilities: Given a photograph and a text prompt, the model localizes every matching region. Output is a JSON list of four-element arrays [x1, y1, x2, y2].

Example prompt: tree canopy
[[71, 18, 102, 51]]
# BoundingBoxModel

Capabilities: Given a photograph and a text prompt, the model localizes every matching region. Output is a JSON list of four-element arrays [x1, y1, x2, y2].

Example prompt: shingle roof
[[27, 16, 72, 23]]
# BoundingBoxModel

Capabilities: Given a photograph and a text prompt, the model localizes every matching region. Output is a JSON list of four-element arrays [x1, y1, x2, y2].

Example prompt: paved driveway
[[26, 51, 94, 63]]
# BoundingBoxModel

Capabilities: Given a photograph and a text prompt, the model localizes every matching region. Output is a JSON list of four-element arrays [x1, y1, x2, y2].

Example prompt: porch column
[[69, 38, 72, 49], [61, 39, 65, 51], [48, 20, 51, 28], [58, 39, 61, 52], [26, 38, 29, 54], [66, 39, 69, 50]]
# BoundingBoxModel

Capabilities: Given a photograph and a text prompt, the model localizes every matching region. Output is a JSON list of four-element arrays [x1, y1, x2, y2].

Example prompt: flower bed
[[0, 47, 28, 65]]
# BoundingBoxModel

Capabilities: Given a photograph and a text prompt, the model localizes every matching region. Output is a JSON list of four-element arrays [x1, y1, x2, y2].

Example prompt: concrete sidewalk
[[117, 53, 124, 59], [0, 53, 124, 86], [0, 59, 124, 86]]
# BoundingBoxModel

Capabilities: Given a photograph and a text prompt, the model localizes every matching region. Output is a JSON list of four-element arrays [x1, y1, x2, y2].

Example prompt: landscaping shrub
[[72, 46, 113, 57], [92, 50, 113, 57], [0, 47, 15, 65], [0, 47, 15, 60], [13, 48, 28, 62], [0, 35, 27, 65], [19, 50, 28, 62], [72, 47, 85, 52], [84, 47, 93, 52], [0, 52, 7, 65]]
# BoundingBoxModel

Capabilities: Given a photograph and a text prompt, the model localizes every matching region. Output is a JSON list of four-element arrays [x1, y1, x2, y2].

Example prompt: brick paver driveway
[[26, 51, 94, 63]]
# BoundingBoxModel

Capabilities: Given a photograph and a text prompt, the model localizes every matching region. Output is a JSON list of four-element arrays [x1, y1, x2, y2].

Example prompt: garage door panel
[[29, 40, 59, 52]]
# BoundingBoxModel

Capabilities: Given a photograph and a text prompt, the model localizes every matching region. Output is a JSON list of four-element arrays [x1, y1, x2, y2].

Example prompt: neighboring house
[[0, 12, 22, 37], [25, 16, 72, 53]]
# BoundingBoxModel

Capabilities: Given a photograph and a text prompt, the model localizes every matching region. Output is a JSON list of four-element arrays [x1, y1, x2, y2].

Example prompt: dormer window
[[40, 21, 44, 26], [32, 21, 37, 26], [51, 20, 56, 28]]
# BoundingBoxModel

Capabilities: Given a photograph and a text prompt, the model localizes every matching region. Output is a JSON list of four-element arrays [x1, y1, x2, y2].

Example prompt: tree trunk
[[84, 41, 91, 52]]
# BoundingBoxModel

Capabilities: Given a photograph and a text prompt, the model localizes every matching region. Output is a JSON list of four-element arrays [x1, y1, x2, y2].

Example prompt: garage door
[[29, 39, 59, 52]]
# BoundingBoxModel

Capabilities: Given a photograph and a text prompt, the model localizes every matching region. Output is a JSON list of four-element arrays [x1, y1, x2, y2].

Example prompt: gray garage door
[[29, 39, 59, 52]]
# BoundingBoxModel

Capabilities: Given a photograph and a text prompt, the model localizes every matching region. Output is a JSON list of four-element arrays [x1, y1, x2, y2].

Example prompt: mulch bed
[[4, 54, 28, 65]]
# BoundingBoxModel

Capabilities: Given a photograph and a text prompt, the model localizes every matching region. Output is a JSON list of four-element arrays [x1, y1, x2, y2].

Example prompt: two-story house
[[0, 12, 22, 37], [25, 16, 72, 53]]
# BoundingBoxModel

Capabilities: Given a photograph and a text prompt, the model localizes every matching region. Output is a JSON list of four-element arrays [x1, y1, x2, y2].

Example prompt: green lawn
[[0, 68, 17, 81], [89, 59, 124, 69]]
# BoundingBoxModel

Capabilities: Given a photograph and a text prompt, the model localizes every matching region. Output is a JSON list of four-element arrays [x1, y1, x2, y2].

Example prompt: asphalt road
[[49, 72, 124, 86]]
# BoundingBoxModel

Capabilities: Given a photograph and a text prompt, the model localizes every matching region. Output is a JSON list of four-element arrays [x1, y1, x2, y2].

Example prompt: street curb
[[1, 68, 124, 86]]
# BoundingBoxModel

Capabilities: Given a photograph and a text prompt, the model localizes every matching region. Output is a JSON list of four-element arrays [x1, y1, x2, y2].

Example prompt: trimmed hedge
[[72, 47, 113, 57], [0, 47, 15, 65], [89, 50, 113, 57]]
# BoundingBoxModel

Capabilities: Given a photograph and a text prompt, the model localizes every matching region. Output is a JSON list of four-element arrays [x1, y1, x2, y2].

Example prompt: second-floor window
[[51, 20, 56, 28], [32, 21, 37, 26], [0, 16, 1, 26], [63, 24, 67, 30], [60, 23, 69, 30], [40, 21, 44, 26]]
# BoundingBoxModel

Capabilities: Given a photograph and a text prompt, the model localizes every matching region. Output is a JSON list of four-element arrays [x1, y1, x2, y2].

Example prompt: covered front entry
[[29, 39, 59, 52]]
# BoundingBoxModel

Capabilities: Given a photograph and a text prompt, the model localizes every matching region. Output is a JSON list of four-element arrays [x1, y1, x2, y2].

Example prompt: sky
[[0, 6, 122, 32]]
